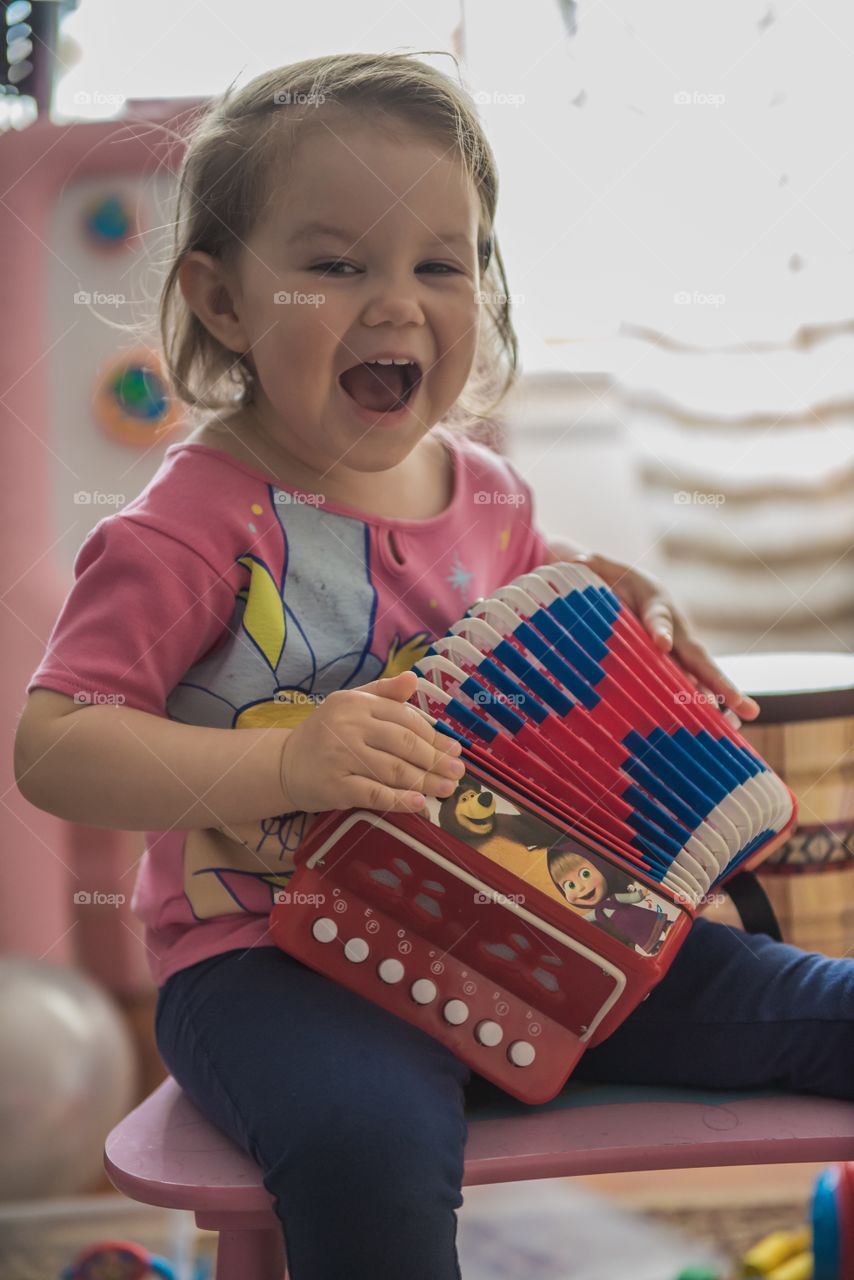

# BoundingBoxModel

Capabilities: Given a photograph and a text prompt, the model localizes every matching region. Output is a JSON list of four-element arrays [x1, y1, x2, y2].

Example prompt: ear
[[177, 250, 250, 356]]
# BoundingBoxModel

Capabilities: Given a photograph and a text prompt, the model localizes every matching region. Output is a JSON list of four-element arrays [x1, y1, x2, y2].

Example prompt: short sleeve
[[26, 515, 239, 718], [500, 456, 553, 578]]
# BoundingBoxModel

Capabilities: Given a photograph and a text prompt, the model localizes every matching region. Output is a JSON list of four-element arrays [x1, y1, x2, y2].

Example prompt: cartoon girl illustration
[[547, 843, 670, 954]]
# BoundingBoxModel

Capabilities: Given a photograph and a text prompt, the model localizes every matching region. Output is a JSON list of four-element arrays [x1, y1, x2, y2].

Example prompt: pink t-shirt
[[27, 426, 552, 987]]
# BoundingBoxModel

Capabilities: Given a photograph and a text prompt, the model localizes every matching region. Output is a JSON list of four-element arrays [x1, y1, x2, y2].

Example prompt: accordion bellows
[[271, 564, 796, 1103]]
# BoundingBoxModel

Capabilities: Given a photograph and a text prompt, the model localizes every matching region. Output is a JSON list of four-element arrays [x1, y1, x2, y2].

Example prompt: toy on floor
[[0, 957, 137, 1198], [738, 1227, 812, 1278], [59, 1239, 212, 1280], [812, 1162, 854, 1280], [60, 1240, 176, 1278]]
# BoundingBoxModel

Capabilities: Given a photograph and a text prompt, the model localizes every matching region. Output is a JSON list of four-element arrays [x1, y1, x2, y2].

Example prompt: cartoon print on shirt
[[166, 494, 432, 921]]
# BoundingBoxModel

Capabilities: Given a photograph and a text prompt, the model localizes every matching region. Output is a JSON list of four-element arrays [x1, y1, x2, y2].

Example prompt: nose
[[360, 268, 425, 328], [477, 792, 492, 807]]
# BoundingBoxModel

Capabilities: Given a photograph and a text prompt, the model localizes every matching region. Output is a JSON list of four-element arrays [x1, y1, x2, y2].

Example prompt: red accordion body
[[270, 564, 797, 1103]]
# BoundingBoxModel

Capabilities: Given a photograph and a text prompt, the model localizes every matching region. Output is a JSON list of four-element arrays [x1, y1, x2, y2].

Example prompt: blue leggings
[[154, 918, 854, 1280]]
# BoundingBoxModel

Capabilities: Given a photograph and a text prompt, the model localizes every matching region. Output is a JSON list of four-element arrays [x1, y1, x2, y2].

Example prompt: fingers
[[672, 636, 760, 719], [365, 716, 465, 781], [362, 670, 418, 700], [340, 775, 432, 815], [368, 692, 464, 760], [642, 598, 675, 651], [351, 741, 465, 802]]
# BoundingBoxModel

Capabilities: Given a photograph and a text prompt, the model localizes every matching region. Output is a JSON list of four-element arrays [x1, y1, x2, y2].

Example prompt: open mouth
[[338, 359, 423, 414], [578, 888, 596, 903]]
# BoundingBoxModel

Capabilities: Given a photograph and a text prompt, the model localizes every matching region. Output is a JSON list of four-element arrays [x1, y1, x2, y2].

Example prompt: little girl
[[17, 52, 853, 1280]]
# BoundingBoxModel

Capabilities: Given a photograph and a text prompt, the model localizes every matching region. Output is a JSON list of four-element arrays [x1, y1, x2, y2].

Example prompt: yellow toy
[[739, 1227, 812, 1279]]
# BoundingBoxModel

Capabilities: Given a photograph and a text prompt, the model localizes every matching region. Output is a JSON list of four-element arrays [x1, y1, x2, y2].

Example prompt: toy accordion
[[270, 562, 797, 1103]]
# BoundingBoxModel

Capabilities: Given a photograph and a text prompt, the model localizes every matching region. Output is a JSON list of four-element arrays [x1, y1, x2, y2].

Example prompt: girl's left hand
[[545, 547, 760, 722]]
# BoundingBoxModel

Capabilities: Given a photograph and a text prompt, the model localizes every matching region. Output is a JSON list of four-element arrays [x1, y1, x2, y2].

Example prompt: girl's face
[[561, 862, 608, 908], [225, 116, 483, 482]]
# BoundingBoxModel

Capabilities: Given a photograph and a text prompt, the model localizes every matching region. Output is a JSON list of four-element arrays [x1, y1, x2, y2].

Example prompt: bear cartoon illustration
[[435, 775, 563, 898]]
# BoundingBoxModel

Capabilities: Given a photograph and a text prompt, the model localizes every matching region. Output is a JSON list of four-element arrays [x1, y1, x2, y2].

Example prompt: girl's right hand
[[278, 670, 466, 814]]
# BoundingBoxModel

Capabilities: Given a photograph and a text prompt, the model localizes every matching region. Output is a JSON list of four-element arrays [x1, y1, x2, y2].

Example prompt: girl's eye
[[312, 261, 358, 276], [309, 262, 460, 276], [567, 880, 576, 891], [581, 868, 591, 880]]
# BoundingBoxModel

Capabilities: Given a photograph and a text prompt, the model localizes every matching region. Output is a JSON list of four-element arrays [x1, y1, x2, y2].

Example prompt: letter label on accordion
[[424, 769, 681, 956]]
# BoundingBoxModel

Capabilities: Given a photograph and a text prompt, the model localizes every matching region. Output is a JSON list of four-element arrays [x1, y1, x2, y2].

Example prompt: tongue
[[340, 363, 408, 412]]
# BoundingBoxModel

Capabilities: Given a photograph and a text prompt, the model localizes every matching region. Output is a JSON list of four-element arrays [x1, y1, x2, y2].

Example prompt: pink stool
[[105, 1076, 854, 1279]]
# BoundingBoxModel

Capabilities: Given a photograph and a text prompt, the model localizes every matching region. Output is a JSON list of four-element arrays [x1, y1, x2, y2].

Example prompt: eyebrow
[[287, 223, 473, 249]]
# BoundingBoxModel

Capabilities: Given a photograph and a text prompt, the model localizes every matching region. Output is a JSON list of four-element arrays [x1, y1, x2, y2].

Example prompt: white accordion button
[[474, 1020, 504, 1047], [508, 1040, 536, 1067], [344, 937, 369, 963], [442, 999, 470, 1025], [410, 979, 438, 1005], [378, 958, 405, 984], [311, 917, 338, 944]]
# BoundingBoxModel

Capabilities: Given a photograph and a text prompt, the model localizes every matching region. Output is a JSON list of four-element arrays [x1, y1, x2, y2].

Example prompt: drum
[[715, 652, 854, 957]]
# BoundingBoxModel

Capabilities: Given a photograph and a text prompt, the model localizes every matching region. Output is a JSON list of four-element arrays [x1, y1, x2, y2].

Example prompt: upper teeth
[[366, 358, 414, 366]]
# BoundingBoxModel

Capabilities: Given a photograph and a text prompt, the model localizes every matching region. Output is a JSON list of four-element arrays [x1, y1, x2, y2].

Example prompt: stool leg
[[211, 1224, 287, 1280]]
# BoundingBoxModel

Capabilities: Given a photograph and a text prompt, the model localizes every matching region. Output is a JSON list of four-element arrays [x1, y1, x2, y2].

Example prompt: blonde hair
[[158, 50, 519, 432]]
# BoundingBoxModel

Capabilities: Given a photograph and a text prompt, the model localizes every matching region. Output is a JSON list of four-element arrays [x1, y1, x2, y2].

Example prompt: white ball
[[0, 957, 138, 1198]]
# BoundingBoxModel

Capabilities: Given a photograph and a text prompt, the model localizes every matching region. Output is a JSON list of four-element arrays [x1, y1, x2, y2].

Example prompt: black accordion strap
[[723, 870, 783, 942]]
